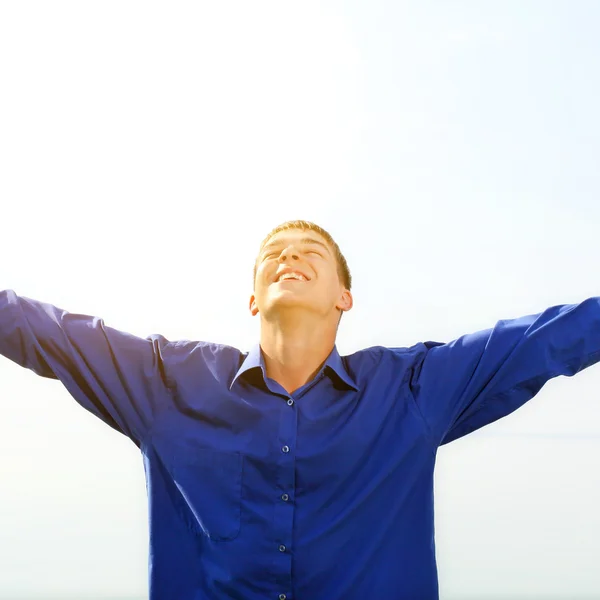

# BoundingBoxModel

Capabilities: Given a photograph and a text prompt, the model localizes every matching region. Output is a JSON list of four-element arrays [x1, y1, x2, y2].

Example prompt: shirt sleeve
[[409, 297, 600, 446], [0, 289, 173, 448]]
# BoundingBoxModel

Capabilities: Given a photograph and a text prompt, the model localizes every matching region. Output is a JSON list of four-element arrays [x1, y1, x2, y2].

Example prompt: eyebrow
[[262, 237, 331, 254]]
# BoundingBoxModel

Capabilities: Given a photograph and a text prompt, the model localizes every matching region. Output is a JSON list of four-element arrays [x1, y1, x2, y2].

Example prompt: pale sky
[[1, 1, 600, 598]]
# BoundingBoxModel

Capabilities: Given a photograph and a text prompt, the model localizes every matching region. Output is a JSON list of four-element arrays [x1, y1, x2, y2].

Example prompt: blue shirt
[[2, 289, 600, 600]]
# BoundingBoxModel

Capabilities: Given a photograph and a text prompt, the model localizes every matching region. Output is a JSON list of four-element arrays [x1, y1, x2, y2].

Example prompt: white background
[[1, 1, 600, 598]]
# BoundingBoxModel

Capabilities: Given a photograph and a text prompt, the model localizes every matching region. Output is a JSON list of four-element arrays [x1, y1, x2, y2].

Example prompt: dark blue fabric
[[2, 289, 600, 599]]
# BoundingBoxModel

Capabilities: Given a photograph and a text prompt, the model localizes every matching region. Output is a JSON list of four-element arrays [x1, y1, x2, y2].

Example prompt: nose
[[278, 245, 299, 263]]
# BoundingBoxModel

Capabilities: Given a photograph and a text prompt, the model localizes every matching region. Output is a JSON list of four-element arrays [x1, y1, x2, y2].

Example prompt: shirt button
[[287, 398, 294, 406], [282, 445, 290, 453], [279, 544, 286, 552], [279, 595, 287, 600], [281, 493, 289, 501]]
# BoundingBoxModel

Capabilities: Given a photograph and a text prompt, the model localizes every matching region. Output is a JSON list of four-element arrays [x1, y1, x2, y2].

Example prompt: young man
[[1, 219, 599, 600]]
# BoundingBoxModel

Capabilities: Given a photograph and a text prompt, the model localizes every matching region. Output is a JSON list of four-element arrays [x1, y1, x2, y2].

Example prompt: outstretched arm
[[409, 297, 600, 446], [0, 289, 173, 448]]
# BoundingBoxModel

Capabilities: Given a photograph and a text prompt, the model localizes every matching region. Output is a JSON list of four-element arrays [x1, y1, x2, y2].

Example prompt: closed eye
[[263, 250, 320, 259]]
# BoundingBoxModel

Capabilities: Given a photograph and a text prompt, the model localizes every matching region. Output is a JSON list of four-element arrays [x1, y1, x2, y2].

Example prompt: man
[[1, 219, 599, 600]]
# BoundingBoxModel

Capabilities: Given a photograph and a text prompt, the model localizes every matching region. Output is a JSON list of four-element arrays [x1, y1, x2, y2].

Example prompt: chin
[[266, 297, 314, 313]]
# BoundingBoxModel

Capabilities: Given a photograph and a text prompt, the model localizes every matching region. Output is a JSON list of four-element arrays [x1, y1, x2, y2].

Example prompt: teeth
[[278, 272, 307, 282]]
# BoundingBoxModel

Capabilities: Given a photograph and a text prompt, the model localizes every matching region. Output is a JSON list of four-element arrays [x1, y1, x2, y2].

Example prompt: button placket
[[273, 390, 297, 597]]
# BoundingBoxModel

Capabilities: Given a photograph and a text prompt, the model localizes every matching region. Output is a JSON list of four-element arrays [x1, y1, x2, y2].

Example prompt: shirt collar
[[230, 343, 359, 392]]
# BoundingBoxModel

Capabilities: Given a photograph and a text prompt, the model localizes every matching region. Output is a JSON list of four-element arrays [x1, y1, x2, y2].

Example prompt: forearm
[[0, 289, 69, 377]]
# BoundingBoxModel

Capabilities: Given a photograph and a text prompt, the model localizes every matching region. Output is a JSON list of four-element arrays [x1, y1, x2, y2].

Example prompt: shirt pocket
[[170, 448, 243, 541]]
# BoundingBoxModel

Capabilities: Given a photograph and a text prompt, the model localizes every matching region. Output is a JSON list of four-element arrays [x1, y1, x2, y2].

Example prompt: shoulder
[[149, 336, 247, 376], [341, 342, 442, 381]]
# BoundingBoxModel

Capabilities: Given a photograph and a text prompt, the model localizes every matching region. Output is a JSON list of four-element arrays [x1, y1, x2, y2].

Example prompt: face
[[249, 229, 353, 322]]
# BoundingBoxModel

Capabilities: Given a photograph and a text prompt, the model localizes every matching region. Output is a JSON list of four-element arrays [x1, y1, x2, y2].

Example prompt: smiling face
[[250, 228, 353, 323]]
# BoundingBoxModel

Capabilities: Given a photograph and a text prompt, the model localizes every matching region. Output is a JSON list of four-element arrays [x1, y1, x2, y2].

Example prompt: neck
[[259, 311, 337, 395]]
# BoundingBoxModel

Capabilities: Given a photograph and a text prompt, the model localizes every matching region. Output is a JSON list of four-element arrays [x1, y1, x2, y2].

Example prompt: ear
[[249, 294, 259, 317], [336, 289, 353, 313]]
